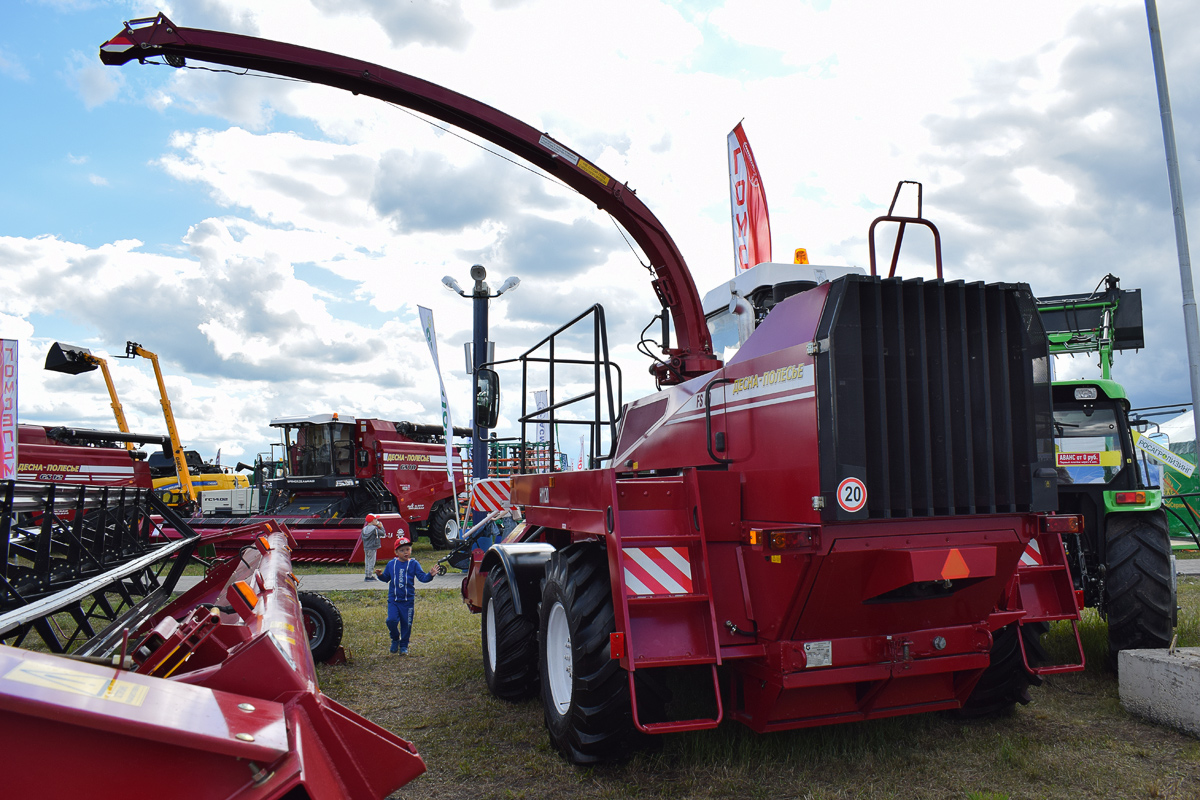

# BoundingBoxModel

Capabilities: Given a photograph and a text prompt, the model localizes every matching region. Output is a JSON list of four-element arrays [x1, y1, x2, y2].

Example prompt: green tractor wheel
[[1104, 511, 1174, 664]]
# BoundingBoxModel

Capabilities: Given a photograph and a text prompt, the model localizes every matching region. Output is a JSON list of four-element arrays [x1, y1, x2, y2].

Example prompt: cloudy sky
[[2, 0, 1198, 464]]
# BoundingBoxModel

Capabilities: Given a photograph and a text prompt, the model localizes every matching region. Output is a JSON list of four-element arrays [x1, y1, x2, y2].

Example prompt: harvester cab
[[267, 414, 470, 547], [702, 261, 867, 363], [1036, 276, 1177, 661]]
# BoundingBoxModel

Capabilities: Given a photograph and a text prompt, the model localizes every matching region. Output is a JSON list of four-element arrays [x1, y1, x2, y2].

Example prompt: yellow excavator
[[123, 341, 248, 509]]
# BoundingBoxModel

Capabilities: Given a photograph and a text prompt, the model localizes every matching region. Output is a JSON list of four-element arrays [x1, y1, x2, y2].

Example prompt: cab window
[[1053, 407, 1124, 484]]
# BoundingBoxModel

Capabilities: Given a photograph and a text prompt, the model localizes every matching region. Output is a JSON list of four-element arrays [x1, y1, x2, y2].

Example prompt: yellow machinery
[[44, 342, 135, 451], [122, 342, 249, 509], [124, 341, 196, 504]]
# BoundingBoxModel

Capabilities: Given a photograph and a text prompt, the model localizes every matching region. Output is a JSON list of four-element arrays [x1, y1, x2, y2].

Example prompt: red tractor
[[102, 16, 1084, 764]]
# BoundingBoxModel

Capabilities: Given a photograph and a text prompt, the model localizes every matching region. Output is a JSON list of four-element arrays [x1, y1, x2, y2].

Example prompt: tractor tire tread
[[483, 567, 540, 701], [1105, 512, 1174, 661], [298, 590, 344, 663], [539, 544, 644, 764]]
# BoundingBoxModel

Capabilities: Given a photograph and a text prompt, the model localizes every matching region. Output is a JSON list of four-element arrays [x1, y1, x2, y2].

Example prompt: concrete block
[[1119, 647, 1200, 738]]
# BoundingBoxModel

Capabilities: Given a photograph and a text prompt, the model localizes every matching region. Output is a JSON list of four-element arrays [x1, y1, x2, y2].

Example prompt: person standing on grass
[[361, 513, 384, 581], [376, 538, 436, 655]]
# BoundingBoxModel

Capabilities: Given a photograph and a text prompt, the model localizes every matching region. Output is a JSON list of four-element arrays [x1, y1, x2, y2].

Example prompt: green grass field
[[312, 576, 1200, 800]]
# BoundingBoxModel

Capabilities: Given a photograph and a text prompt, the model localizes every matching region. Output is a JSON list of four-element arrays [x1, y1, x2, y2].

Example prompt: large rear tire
[[538, 544, 643, 764], [298, 590, 344, 663], [959, 623, 1046, 717], [483, 566, 539, 700], [1105, 511, 1174, 663], [426, 503, 456, 550]]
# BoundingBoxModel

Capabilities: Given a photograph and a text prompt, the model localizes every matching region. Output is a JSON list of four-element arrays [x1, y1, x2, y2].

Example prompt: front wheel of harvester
[[298, 591, 344, 663], [538, 544, 643, 764], [426, 503, 456, 550], [958, 623, 1046, 717], [1105, 511, 1174, 666], [483, 567, 539, 700]]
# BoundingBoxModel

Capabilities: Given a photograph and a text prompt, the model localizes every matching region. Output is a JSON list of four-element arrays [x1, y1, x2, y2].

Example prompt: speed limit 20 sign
[[836, 477, 867, 513]]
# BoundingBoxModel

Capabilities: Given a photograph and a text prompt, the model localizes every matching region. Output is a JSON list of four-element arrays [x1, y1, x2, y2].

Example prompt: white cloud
[[1014, 167, 1076, 207], [87, 173, 109, 186], [0, 47, 30, 81], [66, 50, 123, 109]]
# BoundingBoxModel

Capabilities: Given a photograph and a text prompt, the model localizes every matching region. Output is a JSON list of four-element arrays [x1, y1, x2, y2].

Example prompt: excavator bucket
[[44, 342, 98, 375]]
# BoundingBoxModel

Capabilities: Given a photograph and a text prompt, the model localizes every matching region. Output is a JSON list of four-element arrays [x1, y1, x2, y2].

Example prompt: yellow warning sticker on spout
[[4, 661, 148, 706], [577, 158, 611, 187]]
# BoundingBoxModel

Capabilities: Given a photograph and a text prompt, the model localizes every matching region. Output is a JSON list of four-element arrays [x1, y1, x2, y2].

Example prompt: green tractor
[[1037, 275, 1177, 663]]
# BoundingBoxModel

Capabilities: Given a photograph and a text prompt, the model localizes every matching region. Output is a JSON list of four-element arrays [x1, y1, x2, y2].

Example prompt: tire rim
[[546, 601, 573, 715], [303, 608, 324, 647], [485, 598, 498, 672]]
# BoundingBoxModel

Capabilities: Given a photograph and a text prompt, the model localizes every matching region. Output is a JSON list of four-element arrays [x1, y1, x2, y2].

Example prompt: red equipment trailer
[[100, 15, 1085, 764]]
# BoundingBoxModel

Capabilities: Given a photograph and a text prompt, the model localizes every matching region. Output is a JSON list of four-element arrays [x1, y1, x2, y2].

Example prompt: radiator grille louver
[[815, 276, 1056, 519]]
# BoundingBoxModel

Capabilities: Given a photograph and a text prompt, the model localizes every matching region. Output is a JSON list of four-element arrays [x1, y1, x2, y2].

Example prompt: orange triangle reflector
[[941, 548, 970, 580]]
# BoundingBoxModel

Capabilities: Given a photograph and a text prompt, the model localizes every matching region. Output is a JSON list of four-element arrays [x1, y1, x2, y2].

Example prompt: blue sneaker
[[398, 647, 408, 656], [365, 575, 377, 581], [389, 640, 399, 654]]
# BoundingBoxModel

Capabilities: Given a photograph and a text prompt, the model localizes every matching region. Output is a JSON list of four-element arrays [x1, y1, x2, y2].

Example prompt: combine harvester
[[178, 413, 470, 561], [101, 15, 1085, 764]]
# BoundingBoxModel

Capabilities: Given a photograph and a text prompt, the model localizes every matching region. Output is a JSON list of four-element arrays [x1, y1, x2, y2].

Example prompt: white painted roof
[[701, 262, 867, 315], [269, 413, 357, 427]]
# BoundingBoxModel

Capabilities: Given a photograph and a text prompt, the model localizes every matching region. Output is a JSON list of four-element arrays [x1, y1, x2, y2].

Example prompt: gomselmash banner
[[728, 122, 772, 274], [1, 339, 16, 480], [417, 307, 459, 507]]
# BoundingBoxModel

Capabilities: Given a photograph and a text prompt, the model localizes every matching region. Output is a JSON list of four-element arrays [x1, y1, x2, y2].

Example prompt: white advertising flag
[[417, 307, 459, 511], [533, 390, 549, 443], [0, 340, 16, 481]]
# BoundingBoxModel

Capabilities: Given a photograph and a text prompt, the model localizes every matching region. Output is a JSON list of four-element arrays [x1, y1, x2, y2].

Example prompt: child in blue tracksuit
[[375, 538, 436, 655]]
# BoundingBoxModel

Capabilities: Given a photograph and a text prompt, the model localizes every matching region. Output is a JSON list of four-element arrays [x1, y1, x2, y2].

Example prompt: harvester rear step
[[628, 664, 723, 734]]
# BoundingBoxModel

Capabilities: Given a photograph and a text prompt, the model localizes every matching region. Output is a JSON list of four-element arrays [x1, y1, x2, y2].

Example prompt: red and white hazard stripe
[[470, 478, 512, 514], [622, 546, 693, 596], [101, 34, 135, 54], [1020, 538, 1044, 567]]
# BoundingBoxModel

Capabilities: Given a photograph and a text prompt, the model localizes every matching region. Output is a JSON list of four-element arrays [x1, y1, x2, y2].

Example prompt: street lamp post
[[442, 265, 520, 527]]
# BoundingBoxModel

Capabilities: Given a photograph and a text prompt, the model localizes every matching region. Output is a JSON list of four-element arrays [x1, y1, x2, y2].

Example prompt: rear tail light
[[1041, 515, 1081, 534], [1114, 491, 1147, 505]]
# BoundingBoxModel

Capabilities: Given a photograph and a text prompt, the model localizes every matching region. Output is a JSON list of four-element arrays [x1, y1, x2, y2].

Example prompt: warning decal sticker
[[4, 660, 148, 706], [837, 477, 867, 513], [577, 158, 611, 187]]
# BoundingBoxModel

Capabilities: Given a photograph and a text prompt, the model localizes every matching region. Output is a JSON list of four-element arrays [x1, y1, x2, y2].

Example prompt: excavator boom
[[100, 14, 721, 385]]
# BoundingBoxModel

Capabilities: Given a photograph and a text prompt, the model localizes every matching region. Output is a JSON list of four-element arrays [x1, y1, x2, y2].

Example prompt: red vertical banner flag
[[728, 122, 772, 273], [1, 339, 17, 480]]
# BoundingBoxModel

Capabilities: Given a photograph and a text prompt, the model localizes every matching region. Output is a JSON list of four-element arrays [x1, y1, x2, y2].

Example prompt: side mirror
[[474, 368, 500, 429]]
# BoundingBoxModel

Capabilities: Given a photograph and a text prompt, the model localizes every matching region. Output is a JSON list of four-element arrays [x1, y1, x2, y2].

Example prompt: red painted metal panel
[[1, 524, 425, 798]]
